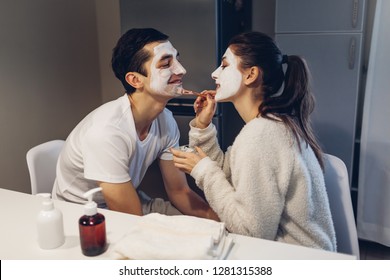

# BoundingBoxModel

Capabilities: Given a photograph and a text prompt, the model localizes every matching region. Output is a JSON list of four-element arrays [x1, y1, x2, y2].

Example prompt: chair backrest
[[324, 153, 360, 258], [26, 140, 65, 195]]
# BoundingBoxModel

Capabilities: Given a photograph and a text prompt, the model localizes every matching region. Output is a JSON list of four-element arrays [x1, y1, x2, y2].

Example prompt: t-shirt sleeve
[[82, 125, 132, 183], [159, 110, 180, 161]]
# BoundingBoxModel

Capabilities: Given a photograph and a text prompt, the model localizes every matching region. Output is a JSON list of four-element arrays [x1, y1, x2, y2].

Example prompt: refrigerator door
[[173, 114, 220, 146]]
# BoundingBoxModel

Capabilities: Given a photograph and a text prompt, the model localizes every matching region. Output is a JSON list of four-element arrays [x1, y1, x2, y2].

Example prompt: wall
[[95, 0, 123, 103], [0, 0, 121, 194]]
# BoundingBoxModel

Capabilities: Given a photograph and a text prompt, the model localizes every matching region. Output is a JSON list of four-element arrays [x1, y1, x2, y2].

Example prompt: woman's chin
[[215, 93, 228, 102]]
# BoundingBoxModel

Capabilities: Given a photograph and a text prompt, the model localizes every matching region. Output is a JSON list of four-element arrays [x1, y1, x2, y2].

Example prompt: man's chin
[[167, 84, 183, 97], [151, 85, 181, 97]]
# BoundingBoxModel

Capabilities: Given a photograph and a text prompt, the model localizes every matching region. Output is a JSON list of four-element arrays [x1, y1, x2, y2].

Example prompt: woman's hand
[[194, 90, 216, 129], [171, 146, 207, 174]]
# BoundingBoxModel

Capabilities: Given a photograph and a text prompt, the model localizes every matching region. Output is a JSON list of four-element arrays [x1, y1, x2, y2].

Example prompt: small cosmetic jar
[[179, 145, 195, 153]]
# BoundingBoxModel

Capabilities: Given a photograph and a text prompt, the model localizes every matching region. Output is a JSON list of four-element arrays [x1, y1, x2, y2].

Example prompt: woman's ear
[[125, 72, 144, 89], [243, 66, 261, 86]]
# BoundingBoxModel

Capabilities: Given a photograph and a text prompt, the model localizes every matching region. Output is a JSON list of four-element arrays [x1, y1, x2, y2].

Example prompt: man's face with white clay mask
[[212, 47, 242, 102], [148, 41, 186, 96]]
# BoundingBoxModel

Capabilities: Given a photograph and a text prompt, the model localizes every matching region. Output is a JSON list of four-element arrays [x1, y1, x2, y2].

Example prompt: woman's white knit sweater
[[189, 117, 337, 251]]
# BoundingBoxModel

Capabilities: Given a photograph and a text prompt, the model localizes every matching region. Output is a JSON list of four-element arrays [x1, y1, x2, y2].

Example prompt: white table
[[0, 188, 355, 260]]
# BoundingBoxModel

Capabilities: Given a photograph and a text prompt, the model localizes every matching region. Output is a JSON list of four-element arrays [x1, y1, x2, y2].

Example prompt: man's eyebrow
[[159, 54, 173, 61]]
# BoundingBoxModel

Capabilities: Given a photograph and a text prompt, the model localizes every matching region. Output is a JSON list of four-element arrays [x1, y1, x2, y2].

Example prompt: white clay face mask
[[149, 41, 186, 96], [212, 47, 242, 102]]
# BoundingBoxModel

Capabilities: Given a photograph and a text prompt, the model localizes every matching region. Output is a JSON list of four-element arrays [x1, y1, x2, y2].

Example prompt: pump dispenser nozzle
[[37, 193, 54, 211], [83, 187, 102, 216]]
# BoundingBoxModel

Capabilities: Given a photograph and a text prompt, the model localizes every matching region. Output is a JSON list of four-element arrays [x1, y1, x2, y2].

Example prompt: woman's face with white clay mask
[[211, 47, 242, 102], [149, 41, 186, 96]]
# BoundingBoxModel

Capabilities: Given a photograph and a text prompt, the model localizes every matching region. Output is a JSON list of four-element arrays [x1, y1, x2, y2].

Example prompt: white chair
[[324, 153, 360, 258], [26, 140, 65, 195]]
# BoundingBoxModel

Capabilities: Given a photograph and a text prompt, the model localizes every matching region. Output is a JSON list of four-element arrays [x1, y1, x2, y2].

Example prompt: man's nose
[[172, 60, 186, 75]]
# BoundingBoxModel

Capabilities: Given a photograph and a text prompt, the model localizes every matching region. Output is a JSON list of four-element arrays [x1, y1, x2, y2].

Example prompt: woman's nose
[[211, 68, 220, 80]]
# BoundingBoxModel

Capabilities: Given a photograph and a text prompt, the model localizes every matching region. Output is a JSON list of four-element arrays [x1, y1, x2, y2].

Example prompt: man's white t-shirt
[[53, 94, 180, 206]]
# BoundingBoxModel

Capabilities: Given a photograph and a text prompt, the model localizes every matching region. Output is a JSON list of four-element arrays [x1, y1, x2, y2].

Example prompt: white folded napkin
[[112, 213, 234, 260]]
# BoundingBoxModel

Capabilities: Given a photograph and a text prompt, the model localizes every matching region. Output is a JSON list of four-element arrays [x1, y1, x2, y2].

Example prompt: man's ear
[[243, 66, 261, 86], [125, 72, 144, 89]]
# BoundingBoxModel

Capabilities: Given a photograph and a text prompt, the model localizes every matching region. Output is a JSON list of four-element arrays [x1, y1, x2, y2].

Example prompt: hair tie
[[282, 54, 288, 64]]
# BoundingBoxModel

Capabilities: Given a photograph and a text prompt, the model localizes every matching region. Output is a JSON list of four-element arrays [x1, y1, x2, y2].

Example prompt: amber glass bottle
[[79, 187, 107, 256], [79, 213, 107, 256]]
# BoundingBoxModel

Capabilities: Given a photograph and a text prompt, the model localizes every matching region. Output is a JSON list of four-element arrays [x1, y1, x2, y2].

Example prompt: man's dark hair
[[111, 28, 169, 94]]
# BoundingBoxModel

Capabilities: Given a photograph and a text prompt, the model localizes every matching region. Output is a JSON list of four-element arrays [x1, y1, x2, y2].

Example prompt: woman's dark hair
[[111, 28, 169, 94], [229, 31, 324, 169]]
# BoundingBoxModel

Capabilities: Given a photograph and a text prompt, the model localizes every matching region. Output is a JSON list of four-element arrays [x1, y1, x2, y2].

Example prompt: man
[[52, 28, 218, 220]]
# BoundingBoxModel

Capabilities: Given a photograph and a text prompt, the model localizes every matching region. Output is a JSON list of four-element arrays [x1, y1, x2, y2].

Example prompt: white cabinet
[[276, 0, 365, 33], [275, 0, 366, 183]]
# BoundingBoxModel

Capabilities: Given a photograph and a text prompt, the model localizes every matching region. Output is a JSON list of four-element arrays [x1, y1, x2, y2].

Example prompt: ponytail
[[260, 55, 324, 169]]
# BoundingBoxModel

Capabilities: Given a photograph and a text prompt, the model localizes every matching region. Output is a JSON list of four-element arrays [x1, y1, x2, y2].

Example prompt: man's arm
[[99, 181, 143, 216], [159, 159, 219, 221]]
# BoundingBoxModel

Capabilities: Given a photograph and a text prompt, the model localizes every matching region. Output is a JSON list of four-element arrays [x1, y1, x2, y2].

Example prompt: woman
[[172, 31, 337, 251]]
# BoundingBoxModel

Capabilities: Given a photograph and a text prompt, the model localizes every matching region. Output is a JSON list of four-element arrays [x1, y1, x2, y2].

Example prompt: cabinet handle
[[349, 37, 356, 70], [352, 0, 359, 28]]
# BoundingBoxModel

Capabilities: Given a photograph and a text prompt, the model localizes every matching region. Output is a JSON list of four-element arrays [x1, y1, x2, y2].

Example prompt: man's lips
[[168, 78, 182, 84]]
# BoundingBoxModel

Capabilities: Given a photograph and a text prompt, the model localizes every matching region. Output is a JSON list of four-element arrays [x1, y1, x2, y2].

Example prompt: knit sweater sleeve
[[191, 119, 294, 239], [188, 119, 225, 167]]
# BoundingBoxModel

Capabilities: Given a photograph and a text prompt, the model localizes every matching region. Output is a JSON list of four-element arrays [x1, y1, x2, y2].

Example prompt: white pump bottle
[[36, 193, 65, 249]]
